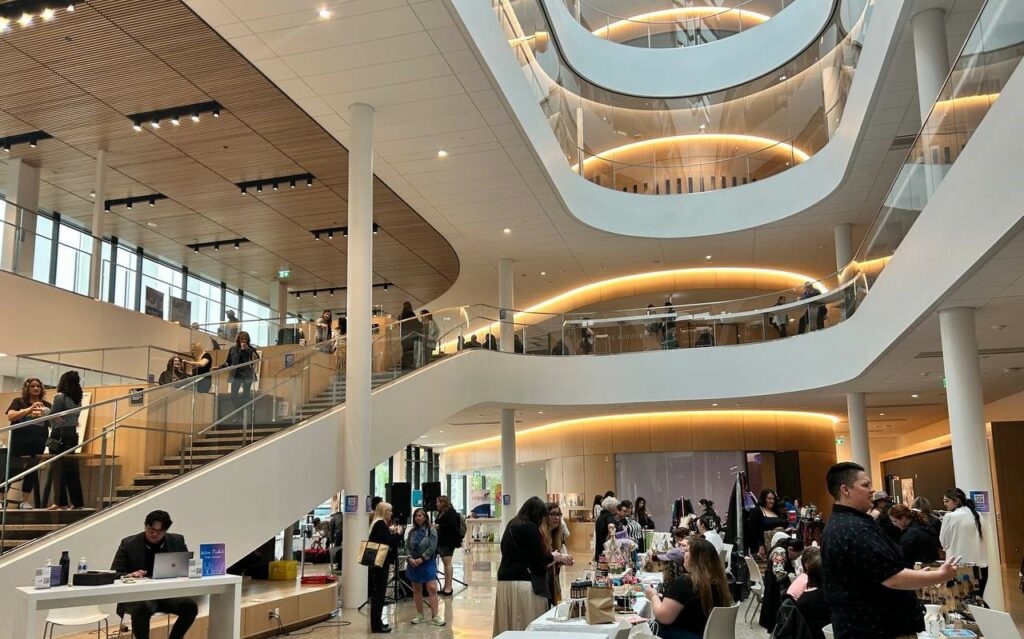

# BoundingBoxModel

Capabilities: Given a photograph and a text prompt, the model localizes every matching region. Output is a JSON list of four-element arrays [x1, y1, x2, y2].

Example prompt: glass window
[[187, 276, 223, 328], [53, 221, 93, 296], [140, 256, 183, 320], [373, 459, 390, 500], [31, 216, 53, 284]]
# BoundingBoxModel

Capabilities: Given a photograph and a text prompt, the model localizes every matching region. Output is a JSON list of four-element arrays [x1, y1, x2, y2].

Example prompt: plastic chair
[[703, 603, 741, 639], [721, 543, 733, 570], [822, 623, 834, 639], [968, 604, 1022, 639], [743, 555, 765, 625], [43, 606, 109, 639]]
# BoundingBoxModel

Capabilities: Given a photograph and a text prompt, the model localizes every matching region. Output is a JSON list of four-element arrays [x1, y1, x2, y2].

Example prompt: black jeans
[[123, 597, 198, 639], [229, 378, 253, 411], [43, 433, 84, 508], [368, 565, 389, 630]]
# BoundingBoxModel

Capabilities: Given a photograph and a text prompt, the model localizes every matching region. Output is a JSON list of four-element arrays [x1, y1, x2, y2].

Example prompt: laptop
[[151, 551, 191, 579]]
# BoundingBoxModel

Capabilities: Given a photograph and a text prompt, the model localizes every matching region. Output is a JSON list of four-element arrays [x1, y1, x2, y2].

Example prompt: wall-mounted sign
[[970, 490, 990, 513], [278, 269, 291, 279], [144, 287, 164, 318], [129, 388, 145, 406], [344, 495, 359, 513], [284, 353, 294, 368], [169, 296, 192, 327]]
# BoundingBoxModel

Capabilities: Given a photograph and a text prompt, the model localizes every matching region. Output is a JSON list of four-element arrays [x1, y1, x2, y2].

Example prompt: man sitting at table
[[110, 510, 198, 639]]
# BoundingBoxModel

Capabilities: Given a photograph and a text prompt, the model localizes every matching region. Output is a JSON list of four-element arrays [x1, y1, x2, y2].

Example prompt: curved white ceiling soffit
[[449, 0, 910, 238], [541, 0, 837, 97]]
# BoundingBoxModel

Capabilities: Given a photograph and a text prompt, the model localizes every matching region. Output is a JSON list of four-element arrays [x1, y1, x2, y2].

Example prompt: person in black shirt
[[747, 488, 787, 557], [185, 343, 213, 393], [635, 496, 656, 530], [366, 501, 403, 633], [434, 495, 461, 596], [821, 462, 957, 639], [795, 549, 831, 639], [110, 510, 197, 639], [644, 538, 732, 638], [889, 504, 941, 568], [594, 495, 621, 562], [5, 378, 51, 509], [223, 331, 259, 412]]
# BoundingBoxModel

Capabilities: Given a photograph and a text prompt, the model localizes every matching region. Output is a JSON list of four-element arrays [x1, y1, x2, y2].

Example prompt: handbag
[[358, 541, 388, 568]]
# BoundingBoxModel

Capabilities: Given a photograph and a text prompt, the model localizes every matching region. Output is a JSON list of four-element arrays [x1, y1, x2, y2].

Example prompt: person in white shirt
[[697, 513, 724, 554], [940, 487, 988, 597]]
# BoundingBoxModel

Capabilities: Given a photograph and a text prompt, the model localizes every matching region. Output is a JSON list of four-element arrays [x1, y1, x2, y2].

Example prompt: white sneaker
[[411, 614, 427, 624], [431, 615, 446, 626]]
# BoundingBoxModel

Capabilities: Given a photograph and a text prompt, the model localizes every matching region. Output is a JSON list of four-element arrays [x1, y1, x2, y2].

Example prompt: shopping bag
[[358, 541, 388, 568], [585, 586, 616, 624]]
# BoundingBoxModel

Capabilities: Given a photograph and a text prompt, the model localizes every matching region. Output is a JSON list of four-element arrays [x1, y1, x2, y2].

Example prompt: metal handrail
[[575, 134, 805, 172], [10, 358, 151, 384], [18, 344, 185, 359]]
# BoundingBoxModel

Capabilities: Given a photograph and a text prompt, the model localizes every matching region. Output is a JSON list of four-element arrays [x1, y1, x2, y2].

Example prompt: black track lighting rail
[[104, 193, 168, 212], [292, 282, 392, 298], [237, 173, 315, 195], [127, 101, 222, 131], [189, 238, 249, 253], [1, 130, 52, 152], [310, 223, 380, 240]]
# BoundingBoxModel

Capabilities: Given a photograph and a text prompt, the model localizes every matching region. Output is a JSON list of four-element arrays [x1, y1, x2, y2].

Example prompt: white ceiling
[[181, 0, 1024, 447]]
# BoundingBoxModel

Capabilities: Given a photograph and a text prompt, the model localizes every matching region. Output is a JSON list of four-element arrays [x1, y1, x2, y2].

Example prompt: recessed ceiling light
[[439, 430, 444, 433], [146, 222, 157, 227], [89, 191, 95, 198], [538, 411, 544, 414], [711, 402, 718, 407], [705, 255, 713, 260], [503, 228, 511, 234], [318, 7, 331, 19], [540, 271, 546, 276], [779, 75, 788, 81], [437, 149, 448, 158], [911, 394, 919, 398], [18, 13, 33, 27], [41, 8, 55, 21], [878, 412, 885, 416], [699, 124, 706, 130]]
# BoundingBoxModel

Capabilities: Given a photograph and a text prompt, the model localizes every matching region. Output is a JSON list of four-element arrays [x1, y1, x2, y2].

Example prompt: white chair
[[721, 543, 734, 570], [822, 623, 834, 639], [743, 555, 765, 625], [703, 603, 741, 639], [968, 604, 1022, 639], [43, 605, 109, 639]]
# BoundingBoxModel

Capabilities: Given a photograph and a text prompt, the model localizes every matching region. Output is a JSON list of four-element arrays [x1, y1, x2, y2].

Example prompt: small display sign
[[502, 494, 511, 506], [344, 495, 359, 513], [969, 490, 990, 513], [284, 353, 294, 368], [129, 388, 145, 406], [200, 543, 226, 576]]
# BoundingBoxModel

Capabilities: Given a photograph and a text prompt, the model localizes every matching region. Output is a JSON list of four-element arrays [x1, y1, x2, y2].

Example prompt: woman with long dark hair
[[44, 371, 84, 509], [644, 538, 733, 638], [6, 378, 50, 508], [635, 496, 655, 529], [746, 488, 786, 557], [223, 331, 259, 413], [545, 502, 571, 604], [493, 497, 572, 634], [434, 495, 460, 596], [157, 355, 189, 386], [941, 487, 988, 596]]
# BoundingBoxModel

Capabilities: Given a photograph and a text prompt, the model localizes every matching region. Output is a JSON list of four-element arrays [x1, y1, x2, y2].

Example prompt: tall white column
[[938, 307, 1004, 609], [341, 102, 375, 610], [89, 150, 108, 299], [1, 159, 40, 277], [912, 8, 950, 122], [500, 408, 517, 528], [498, 258, 514, 353], [846, 392, 870, 471]]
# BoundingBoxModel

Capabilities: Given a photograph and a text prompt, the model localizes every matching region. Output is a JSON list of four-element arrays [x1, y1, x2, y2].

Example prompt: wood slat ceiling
[[0, 0, 459, 315]]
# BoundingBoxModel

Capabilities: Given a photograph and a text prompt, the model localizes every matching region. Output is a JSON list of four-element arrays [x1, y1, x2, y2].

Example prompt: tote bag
[[358, 541, 388, 568]]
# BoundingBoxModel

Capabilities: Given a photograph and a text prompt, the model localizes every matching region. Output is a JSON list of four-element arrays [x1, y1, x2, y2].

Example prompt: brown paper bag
[[585, 586, 616, 624]]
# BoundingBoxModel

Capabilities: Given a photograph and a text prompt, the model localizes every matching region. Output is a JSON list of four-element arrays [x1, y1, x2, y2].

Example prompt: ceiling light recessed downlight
[[911, 394, 919, 398], [503, 228, 511, 234], [540, 271, 546, 276], [147, 222, 158, 227], [18, 13, 33, 27], [319, 7, 331, 19], [41, 8, 56, 21], [437, 149, 448, 158]]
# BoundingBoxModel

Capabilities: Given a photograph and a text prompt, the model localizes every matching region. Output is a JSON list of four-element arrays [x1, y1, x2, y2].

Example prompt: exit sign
[[835, 437, 845, 446], [942, 377, 948, 388], [278, 269, 290, 279]]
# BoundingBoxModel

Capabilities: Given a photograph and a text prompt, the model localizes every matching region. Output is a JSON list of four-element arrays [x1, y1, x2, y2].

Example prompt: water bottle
[[59, 552, 70, 586], [77, 557, 88, 573]]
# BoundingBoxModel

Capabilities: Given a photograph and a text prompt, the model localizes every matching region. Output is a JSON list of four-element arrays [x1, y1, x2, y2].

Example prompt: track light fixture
[[126, 101, 223, 132], [0, 130, 53, 153], [236, 173, 315, 196], [104, 193, 168, 212], [291, 282, 393, 298], [309, 224, 371, 241], [188, 238, 249, 253], [373, 223, 379, 235]]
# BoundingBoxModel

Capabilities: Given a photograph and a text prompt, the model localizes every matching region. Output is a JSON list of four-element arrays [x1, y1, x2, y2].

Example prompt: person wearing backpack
[[434, 495, 462, 596]]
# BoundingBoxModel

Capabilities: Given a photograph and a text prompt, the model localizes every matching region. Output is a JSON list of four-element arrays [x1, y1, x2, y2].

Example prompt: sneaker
[[19, 501, 32, 510], [431, 616, 446, 626], [411, 614, 427, 624]]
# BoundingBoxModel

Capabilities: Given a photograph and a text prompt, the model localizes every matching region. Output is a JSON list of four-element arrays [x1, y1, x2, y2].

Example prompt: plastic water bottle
[[77, 557, 88, 573], [59, 551, 70, 586]]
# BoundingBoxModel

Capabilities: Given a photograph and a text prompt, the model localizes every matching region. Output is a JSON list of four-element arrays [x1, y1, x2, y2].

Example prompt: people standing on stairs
[[434, 495, 461, 596], [157, 356, 189, 386], [419, 310, 439, 366], [580, 322, 596, 354], [797, 282, 827, 333], [111, 510, 198, 639], [185, 343, 213, 393], [940, 487, 988, 598], [5, 377, 51, 509], [398, 301, 422, 370], [406, 508, 445, 626], [222, 331, 260, 416], [889, 504, 941, 568], [219, 309, 240, 343], [367, 501, 403, 634], [315, 309, 335, 353], [43, 371, 84, 510]]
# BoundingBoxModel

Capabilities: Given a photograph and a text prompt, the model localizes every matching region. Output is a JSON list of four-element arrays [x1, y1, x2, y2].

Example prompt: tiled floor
[[298, 549, 1023, 639]]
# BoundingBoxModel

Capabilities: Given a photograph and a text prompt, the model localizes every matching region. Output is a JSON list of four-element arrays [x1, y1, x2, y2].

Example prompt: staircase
[[1, 370, 397, 553]]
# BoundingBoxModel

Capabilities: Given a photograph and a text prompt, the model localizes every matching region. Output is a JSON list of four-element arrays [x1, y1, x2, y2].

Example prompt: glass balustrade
[[566, 0, 795, 49], [494, 0, 880, 193], [2, 345, 186, 389]]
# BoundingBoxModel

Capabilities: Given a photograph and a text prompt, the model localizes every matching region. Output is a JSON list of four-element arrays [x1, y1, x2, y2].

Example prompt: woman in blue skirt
[[406, 508, 445, 626]]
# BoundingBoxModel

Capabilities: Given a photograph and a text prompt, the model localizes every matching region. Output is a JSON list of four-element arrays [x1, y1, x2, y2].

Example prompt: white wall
[[542, 0, 834, 97], [448, 0, 911, 238]]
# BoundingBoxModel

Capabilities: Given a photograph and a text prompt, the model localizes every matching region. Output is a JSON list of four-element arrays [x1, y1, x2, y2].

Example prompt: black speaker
[[422, 481, 441, 512], [387, 482, 411, 525]]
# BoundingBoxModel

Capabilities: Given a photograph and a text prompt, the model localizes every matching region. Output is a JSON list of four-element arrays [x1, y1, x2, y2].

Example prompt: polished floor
[[300, 549, 1024, 638]]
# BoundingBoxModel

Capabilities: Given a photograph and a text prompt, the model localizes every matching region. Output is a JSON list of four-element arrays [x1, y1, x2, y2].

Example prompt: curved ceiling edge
[[450, 0, 909, 238], [541, 0, 836, 97]]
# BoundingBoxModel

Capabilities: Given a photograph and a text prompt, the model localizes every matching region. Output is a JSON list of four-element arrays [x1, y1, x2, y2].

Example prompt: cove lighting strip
[[572, 133, 811, 173], [444, 409, 839, 452], [592, 6, 771, 40]]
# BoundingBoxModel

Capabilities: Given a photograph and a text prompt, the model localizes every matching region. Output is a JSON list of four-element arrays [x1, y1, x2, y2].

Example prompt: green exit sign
[[835, 437, 845, 446], [278, 269, 291, 279], [942, 377, 948, 388]]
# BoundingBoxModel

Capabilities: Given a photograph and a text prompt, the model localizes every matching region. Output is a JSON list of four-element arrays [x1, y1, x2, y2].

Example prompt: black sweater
[[899, 520, 941, 568], [368, 520, 401, 569], [497, 521, 552, 582], [435, 508, 461, 549], [594, 510, 620, 561]]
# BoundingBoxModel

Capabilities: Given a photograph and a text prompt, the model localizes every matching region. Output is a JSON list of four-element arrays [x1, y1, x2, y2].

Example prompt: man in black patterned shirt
[[822, 462, 957, 639]]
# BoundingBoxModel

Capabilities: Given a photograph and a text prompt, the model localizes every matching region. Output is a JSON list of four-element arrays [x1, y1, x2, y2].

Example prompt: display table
[[463, 517, 501, 547], [12, 574, 242, 639], [525, 595, 650, 639]]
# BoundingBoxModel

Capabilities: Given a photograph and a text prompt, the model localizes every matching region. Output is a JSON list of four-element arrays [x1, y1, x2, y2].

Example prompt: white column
[[498, 258, 514, 353], [89, 150, 108, 299], [938, 307, 1004, 609], [846, 392, 870, 471], [341, 102, 375, 610], [500, 408, 516, 529], [912, 8, 950, 122], [1, 159, 40, 277], [834, 223, 853, 273]]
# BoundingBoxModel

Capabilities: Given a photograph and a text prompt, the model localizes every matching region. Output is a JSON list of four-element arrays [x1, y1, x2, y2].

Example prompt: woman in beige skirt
[[492, 497, 574, 636]]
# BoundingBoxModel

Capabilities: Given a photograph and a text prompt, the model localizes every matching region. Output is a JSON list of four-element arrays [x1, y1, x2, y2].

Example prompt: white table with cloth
[[525, 594, 653, 639]]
